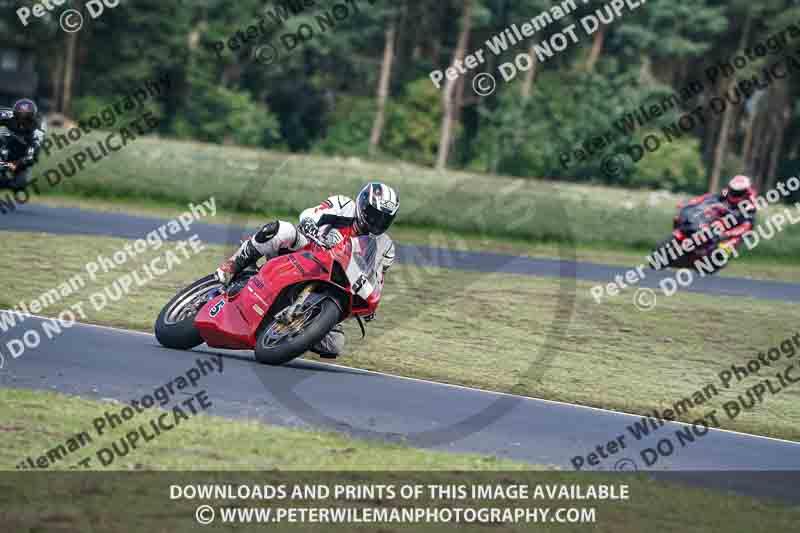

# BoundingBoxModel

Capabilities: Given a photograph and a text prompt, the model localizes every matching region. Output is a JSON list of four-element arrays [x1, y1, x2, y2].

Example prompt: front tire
[[10, 172, 28, 192], [254, 296, 342, 366], [155, 275, 223, 350], [652, 237, 690, 270]]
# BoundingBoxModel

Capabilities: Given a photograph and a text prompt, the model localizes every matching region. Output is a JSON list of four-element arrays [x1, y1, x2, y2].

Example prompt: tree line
[[2, 0, 799, 195]]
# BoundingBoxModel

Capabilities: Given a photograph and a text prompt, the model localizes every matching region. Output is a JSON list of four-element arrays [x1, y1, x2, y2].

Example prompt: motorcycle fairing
[[193, 233, 382, 350]]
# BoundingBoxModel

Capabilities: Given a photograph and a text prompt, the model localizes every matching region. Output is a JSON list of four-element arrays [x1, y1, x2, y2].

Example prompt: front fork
[[274, 283, 317, 324]]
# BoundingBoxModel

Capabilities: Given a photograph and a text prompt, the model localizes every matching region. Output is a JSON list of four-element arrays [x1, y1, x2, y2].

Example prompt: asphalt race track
[[2, 315, 800, 500], [2, 203, 800, 302]]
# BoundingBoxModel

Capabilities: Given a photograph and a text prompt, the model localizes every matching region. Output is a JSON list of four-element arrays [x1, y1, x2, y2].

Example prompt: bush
[[313, 78, 444, 164], [469, 70, 709, 193], [71, 95, 163, 130], [621, 132, 707, 192], [383, 78, 443, 165], [173, 75, 282, 148], [312, 97, 374, 158], [470, 71, 646, 179]]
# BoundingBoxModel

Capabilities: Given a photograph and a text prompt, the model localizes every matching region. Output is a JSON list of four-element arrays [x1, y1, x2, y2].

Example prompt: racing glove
[[298, 217, 319, 239], [322, 229, 343, 249], [23, 146, 35, 164]]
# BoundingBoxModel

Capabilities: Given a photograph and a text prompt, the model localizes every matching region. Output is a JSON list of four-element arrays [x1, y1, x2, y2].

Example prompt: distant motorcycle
[[0, 129, 26, 191], [651, 196, 733, 273], [155, 227, 381, 366]]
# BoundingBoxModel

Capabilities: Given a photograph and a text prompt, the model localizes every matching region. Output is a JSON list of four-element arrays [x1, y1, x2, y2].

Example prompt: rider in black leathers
[[0, 99, 46, 191]]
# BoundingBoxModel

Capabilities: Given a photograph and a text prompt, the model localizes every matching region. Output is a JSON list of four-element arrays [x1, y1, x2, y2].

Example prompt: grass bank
[[1, 230, 798, 443], [23, 129, 800, 260], [2, 389, 799, 532], [0, 388, 520, 470]]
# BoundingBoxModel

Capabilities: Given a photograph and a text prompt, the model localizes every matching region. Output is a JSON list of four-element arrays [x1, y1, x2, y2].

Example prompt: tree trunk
[[369, 20, 397, 157], [741, 113, 755, 175], [585, 27, 605, 72], [765, 97, 791, 189], [61, 31, 78, 114], [708, 81, 734, 193], [709, 11, 751, 192], [638, 55, 654, 84], [703, 79, 722, 165], [52, 52, 64, 113], [788, 135, 800, 160], [436, 0, 472, 171], [520, 44, 538, 100], [756, 129, 774, 188], [753, 121, 771, 187], [745, 96, 770, 177]]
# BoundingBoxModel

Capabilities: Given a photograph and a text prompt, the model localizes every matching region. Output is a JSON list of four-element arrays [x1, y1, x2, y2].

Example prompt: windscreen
[[347, 235, 381, 300]]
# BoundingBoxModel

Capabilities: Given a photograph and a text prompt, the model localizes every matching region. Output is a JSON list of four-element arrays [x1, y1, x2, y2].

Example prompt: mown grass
[[1, 388, 799, 533], [1, 230, 799, 443], [0, 388, 524, 471], [24, 128, 800, 260]]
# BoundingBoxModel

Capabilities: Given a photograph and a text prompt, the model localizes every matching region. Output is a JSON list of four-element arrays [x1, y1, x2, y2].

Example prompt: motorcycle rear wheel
[[254, 291, 342, 366], [155, 274, 222, 350]]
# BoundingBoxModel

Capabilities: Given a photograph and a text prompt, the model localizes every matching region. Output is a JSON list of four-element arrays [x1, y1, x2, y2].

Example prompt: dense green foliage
[[2, 0, 799, 193]]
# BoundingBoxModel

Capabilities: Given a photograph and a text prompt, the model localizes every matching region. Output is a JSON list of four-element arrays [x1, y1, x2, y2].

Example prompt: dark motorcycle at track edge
[[650, 196, 736, 274], [0, 128, 27, 192]]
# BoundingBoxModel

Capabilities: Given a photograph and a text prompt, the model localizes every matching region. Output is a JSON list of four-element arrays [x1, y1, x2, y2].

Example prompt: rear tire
[[254, 296, 342, 366], [155, 275, 222, 350]]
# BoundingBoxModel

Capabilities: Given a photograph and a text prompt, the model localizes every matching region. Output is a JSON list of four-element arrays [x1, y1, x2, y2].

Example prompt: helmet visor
[[363, 204, 394, 234], [15, 112, 34, 131], [728, 188, 747, 202]]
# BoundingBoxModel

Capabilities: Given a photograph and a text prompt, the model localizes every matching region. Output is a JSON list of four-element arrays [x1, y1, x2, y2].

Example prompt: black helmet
[[355, 182, 399, 235], [13, 99, 37, 133]]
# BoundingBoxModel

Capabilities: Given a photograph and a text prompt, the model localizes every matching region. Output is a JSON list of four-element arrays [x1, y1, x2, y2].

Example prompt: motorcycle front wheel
[[254, 290, 342, 366], [652, 237, 692, 269]]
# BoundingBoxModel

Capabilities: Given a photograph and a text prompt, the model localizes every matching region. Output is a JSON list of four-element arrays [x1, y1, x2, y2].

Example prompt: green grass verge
[[0, 388, 522, 470], [23, 129, 800, 260], [1, 389, 799, 533], [1, 231, 798, 443]]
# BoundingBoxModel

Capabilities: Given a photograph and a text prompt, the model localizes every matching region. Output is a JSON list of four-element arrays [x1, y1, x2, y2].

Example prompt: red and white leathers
[[677, 177, 757, 251]]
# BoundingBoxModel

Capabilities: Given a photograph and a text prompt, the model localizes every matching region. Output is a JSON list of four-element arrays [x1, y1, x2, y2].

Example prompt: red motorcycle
[[154, 227, 381, 366], [650, 196, 733, 272]]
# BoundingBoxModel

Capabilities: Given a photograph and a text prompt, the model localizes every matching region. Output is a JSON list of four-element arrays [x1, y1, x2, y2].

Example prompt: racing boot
[[216, 222, 281, 285], [216, 239, 262, 286], [311, 324, 345, 359]]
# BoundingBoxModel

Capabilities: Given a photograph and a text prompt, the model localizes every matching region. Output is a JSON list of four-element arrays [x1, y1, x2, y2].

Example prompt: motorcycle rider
[[678, 175, 757, 253], [0, 99, 46, 191], [216, 182, 399, 358]]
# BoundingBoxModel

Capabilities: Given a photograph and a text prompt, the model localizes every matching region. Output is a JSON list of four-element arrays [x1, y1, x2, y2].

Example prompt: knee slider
[[328, 325, 346, 354], [253, 221, 280, 244]]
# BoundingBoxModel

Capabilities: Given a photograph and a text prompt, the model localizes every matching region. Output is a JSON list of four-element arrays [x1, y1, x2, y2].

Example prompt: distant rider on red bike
[[216, 182, 399, 358], [677, 175, 757, 254]]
